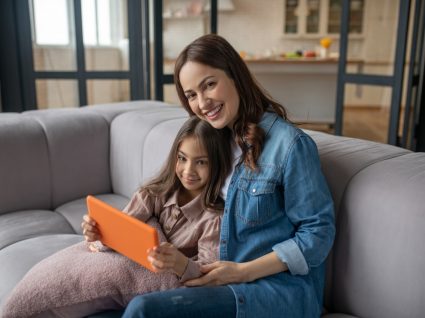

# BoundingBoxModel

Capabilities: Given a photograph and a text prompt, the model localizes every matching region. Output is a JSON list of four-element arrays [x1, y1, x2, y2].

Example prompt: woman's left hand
[[184, 261, 249, 286]]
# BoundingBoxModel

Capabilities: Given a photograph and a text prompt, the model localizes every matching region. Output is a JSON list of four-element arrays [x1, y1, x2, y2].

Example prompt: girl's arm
[[147, 243, 189, 276], [148, 214, 221, 281]]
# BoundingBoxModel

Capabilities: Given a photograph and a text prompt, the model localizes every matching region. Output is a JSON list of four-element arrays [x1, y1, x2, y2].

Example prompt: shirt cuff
[[179, 259, 202, 283], [272, 239, 309, 275]]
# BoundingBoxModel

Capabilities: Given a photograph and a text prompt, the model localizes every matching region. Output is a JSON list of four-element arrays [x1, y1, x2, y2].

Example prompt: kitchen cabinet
[[283, 0, 364, 37]]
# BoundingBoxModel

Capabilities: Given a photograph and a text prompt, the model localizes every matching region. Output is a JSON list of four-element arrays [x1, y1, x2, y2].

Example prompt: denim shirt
[[221, 112, 335, 318]]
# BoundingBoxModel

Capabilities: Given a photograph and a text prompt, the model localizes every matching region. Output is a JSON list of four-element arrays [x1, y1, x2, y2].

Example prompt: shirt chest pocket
[[236, 178, 278, 226]]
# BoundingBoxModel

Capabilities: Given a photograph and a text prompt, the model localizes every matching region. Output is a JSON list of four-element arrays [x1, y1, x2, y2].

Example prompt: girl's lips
[[204, 104, 223, 119], [183, 177, 200, 183]]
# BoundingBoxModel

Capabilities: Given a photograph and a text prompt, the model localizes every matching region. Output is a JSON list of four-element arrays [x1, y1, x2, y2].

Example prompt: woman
[[123, 34, 335, 318]]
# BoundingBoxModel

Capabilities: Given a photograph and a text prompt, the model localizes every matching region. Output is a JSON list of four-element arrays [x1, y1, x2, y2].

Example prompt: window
[[31, 0, 124, 46], [32, 0, 71, 45]]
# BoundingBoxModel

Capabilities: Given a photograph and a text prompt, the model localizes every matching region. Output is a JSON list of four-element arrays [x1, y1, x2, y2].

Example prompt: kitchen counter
[[243, 58, 362, 124]]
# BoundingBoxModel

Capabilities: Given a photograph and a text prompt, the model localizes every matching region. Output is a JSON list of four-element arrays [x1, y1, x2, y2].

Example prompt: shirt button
[[164, 225, 171, 232], [238, 296, 244, 304], [221, 239, 227, 245], [252, 188, 256, 193], [173, 212, 179, 220]]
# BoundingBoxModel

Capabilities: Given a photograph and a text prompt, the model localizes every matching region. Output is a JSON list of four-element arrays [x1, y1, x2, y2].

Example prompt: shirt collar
[[163, 189, 204, 221], [258, 111, 278, 137]]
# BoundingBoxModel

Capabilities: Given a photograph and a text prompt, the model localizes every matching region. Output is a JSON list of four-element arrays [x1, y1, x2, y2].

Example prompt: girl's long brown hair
[[174, 34, 289, 170], [143, 116, 232, 210]]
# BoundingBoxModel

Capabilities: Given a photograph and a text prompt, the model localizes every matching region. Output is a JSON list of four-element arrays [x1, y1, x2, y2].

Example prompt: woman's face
[[179, 61, 240, 130]]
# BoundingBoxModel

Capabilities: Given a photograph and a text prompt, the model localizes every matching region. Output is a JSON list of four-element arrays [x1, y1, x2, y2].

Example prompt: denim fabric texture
[[123, 286, 236, 318], [222, 112, 335, 318]]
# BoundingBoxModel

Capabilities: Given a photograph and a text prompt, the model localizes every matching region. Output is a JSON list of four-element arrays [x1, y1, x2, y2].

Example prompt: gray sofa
[[1, 101, 424, 318]]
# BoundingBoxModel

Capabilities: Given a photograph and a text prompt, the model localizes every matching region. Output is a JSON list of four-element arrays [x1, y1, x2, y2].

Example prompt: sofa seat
[[55, 194, 130, 234], [0, 234, 83, 303]]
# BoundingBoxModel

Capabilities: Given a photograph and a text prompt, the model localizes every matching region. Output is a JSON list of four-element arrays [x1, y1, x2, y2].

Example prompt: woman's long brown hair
[[174, 34, 289, 170], [143, 116, 232, 210]]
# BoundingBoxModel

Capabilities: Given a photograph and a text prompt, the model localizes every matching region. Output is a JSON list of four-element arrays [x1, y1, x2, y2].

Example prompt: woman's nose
[[198, 95, 211, 110]]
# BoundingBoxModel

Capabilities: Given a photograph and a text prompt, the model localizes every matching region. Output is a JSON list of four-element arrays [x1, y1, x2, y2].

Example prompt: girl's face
[[179, 61, 240, 130], [176, 136, 210, 200]]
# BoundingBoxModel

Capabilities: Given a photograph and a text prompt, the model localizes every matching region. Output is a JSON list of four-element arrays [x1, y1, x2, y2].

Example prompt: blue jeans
[[122, 286, 236, 318]]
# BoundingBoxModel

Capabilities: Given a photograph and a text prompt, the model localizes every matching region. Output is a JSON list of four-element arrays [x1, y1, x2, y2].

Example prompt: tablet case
[[86, 195, 159, 271]]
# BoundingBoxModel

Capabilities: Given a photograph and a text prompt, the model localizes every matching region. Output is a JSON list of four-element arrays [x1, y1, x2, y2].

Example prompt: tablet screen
[[87, 195, 159, 271]]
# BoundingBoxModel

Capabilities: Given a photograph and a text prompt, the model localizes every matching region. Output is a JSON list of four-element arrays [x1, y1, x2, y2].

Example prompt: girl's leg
[[122, 286, 236, 318]]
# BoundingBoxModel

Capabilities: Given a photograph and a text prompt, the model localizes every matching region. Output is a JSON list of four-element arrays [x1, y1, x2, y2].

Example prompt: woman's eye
[[206, 81, 216, 89], [197, 160, 208, 165], [186, 93, 195, 101], [177, 155, 186, 162]]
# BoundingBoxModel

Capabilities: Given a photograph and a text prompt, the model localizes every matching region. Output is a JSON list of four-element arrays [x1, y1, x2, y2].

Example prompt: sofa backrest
[[109, 107, 188, 198], [0, 111, 111, 214], [0, 116, 52, 213], [309, 131, 425, 317]]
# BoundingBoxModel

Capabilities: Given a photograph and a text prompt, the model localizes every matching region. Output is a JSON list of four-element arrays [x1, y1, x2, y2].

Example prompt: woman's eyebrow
[[184, 76, 215, 94]]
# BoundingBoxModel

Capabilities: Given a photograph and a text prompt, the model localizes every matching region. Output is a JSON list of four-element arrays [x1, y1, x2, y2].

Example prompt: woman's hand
[[147, 242, 188, 277], [184, 261, 249, 286], [81, 214, 100, 242], [184, 252, 289, 287]]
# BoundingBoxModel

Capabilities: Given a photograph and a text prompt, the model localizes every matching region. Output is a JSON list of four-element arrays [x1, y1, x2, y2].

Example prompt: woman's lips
[[204, 104, 223, 120]]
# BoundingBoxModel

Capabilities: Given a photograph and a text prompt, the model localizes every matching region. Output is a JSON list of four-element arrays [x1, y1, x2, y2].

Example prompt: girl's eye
[[197, 160, 208, 165], [177, 155, 186, 162]]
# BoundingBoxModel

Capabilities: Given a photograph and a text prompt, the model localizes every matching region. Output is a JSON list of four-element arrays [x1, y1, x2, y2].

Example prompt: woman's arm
[[184, 251, 287, 286], [186, 134, 335, 286]]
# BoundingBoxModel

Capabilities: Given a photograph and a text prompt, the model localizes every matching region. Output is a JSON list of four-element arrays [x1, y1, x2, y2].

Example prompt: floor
[[299, 107, 390, 144]]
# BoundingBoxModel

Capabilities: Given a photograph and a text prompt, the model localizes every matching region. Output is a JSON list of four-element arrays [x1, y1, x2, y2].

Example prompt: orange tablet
[[86, 195, 159, 271]]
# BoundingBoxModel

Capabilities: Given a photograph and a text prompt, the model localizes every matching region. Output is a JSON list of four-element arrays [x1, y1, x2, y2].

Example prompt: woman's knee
[[123, 294, 159, 318]]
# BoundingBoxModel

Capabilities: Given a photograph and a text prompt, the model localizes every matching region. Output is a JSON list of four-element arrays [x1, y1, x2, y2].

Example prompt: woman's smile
[[179, 61, 240, 130]]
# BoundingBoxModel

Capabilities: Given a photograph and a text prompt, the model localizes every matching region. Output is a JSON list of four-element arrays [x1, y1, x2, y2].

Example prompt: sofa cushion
[[306, 130, 410, 212], [1, 220, 180, 318], [330, 152, 425, 317], [0, 210, 74, 249], [110, 108, 187, 198], [0, 117, 51, 214], [82, 100, 179, 123], [0, 234, 83, 309], [55, 194, 129, 234], [32, 112, 112, 208]]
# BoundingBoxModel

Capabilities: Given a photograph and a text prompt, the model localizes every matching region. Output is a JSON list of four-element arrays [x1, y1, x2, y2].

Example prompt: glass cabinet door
[[284, 0, 299, 34], [306, 0, 320, 33], [328, 0, 364, 34], [284, 0, 364, 36]]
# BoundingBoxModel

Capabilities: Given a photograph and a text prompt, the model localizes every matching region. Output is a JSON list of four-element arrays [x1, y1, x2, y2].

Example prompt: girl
[[82, 116, 232, 281], [123, 34, 335, 318]]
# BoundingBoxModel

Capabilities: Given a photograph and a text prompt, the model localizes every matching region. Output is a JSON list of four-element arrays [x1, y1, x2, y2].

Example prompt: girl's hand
[[184, 261, 249, 286], [147, 242, 188, 276], [81, 214, 100, 242]]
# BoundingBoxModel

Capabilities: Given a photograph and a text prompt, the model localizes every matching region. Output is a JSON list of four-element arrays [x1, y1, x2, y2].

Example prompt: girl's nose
[[184, 161, 196, 173]]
